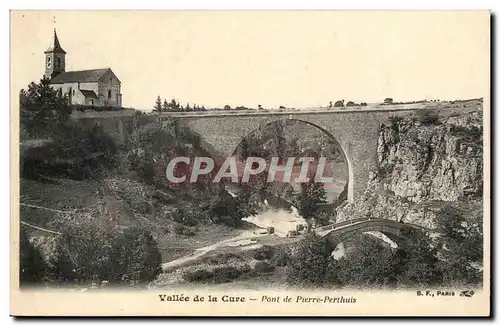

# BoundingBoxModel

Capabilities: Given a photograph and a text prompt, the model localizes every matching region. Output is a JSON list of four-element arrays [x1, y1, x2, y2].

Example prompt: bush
[[183, 266, 243, 283], [19, 229, 50, 286], [336, 236, 398, 288], [21, 124, 118, 180], [286, 233, 331, 286], [203, 252, 242, 265], [271, 248, 291, 267], [253, 245, 274, 261], [346, 101, 356, 107], [51, 214, 162, 285], [389, 116, 404, 126], [254, 261, 275, 274], [212, 266, 242, 283], [416, 109, 440, 125], [334, 100, 344, 108], [173, 225, 186, 235], [183, 269, 213, 282], [449, 125, 482, 145]]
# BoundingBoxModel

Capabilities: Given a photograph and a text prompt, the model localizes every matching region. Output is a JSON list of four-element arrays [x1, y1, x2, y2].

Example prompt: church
[[44, 29, 123, 107]]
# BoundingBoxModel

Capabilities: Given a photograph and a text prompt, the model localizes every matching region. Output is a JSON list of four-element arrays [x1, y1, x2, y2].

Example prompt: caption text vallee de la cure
[[158, 294, 357, 304]]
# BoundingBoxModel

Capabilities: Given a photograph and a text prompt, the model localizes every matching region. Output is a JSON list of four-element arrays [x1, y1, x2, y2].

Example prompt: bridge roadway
[[313, 217, 429, 247]]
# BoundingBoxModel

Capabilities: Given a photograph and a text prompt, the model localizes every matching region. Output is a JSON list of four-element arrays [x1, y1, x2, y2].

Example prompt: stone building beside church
[[44, 29, 122, 107]]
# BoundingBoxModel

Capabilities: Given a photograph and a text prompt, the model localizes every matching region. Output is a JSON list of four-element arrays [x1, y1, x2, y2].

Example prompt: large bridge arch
[[174, 111, 384, 202], [228, 118, 354, 202]]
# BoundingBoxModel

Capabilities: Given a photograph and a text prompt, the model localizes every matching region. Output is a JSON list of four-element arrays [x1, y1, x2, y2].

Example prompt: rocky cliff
[[337, 107, 483, 228]]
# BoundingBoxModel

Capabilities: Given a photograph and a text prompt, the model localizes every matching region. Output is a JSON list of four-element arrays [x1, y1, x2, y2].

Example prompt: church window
[[73, 89, 75, 95], [108, 90, 112, 99], [47, 57, 51, 68], [57, 57, 62, 68]]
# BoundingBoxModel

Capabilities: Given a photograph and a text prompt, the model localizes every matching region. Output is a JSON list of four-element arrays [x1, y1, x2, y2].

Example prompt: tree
[[20, 78, 72, 137], [394, 227, 442, 287], [346, 101, 356, 107], [274, 123, 286, 160], [170, 99, 179, 112], [296, 178, 327, 226], [162, 99, 169, 112], [51, 213, 162, 285], [114, 227, 162, 283], [287, 233, 332, 286], [333, 100, 344, 108], [19, 229, 50, 286], [434, 205, 483, 286], [384, 98, 394, 105], [185, 103, 191, 111], [224, 105, 232, 110], [336, 235, 398, 288], [153, 96, 162, 112], [240, 136, 250, 160], [416, 109, 440, 125]]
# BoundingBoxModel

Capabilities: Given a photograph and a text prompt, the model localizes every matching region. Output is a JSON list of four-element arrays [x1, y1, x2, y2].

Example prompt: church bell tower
[[44, 29, 66, 80]]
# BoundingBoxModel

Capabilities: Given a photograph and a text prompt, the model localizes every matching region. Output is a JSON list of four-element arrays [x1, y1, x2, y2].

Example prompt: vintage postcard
[[10, 10, 490, 316]]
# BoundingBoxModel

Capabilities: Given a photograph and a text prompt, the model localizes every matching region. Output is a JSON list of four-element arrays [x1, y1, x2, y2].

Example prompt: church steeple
[[44, 29, 66, 79], [45, 28, 66, 54]]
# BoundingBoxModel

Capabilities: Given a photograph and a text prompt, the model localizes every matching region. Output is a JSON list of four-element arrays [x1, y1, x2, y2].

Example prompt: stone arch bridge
[[72, 106, 462, 202], [314, 218, 428, 251]]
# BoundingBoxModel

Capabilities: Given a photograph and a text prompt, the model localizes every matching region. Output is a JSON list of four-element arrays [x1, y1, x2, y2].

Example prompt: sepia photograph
[[10, 10, 490, 316]]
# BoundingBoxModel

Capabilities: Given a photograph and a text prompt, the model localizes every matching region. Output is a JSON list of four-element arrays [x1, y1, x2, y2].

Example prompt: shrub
[[336, 236, 398, 288], [271, 248, 291, 267], [204, 252, 242, 265], [254, 261, 275, 274], [286, 233, 331, 286], [346, 101, 356, 107], [334, 100, 344, 108], [240, 264, 252, 275], [21, 124, 118, 180], [183, 269, 213, 282], [19, 229, 50, 286], [389, 116, 404, 126], [253, 245, 274, 261], [51, 214, 162, 285], [416, 109, 440, 125], [449, 125, 482, 145], [173, 225, 186, 235], [212, 266, 242, 283]]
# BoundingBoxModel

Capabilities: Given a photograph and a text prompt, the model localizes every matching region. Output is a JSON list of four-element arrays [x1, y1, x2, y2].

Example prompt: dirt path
[[161, 230, 267, 271], [161, 208, 307, 272]]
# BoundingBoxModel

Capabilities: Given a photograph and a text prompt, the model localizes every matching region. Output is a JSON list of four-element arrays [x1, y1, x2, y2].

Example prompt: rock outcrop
[[337, 108, 483, 229]]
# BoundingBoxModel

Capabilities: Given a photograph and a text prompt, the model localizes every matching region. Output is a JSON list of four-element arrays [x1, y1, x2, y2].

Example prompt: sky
[[11, 11, 490, 110]]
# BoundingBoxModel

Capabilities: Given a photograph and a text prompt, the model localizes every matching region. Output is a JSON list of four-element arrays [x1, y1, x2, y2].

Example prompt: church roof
[[79, 90, 98, 99], [49, 68, 113, 84], [45, 29, 66, 54]]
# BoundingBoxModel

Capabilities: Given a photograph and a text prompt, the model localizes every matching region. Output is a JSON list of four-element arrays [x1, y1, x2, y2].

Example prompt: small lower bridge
[[313, 218, 429, 250]]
